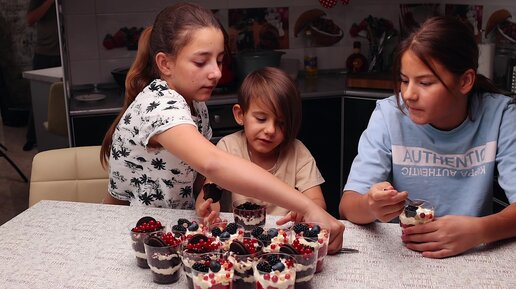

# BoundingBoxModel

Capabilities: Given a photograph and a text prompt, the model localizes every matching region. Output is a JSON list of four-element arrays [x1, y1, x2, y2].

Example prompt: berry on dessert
[[399, 202, 435, 228], [208, 222, 245, 251], [233, 200, 266, 231], [192, 257, 234, 289], [253, 227, 290, 253], [292, 223, 329, 273], [254, 254, 296, 289], [280, 242, 317, 289], [172, 218, 206, 237]]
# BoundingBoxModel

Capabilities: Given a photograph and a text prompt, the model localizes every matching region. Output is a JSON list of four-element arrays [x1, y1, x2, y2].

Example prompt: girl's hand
[[298, 207, 345, 255], [401, 215, 484, 258], [366, 182, 407, 222], [276, 211, 305, 224], [196, 198, 222, 225]]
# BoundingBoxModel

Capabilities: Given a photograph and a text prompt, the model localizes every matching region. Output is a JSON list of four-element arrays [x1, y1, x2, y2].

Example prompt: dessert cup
[[191, 252, 234, 289], [291, 222, 329, 273], [279, 241, 318, 289], [253, 253, 296, 289], [399, 199, 435, 228], [182, 235, 222, 289], [208, 221, 245, 251], [228, 238, 264, 289], [232, 198, 266, 231], [129, 217, 164, 268], [144, 231, 183, 284], [171, 217, 208, 238]]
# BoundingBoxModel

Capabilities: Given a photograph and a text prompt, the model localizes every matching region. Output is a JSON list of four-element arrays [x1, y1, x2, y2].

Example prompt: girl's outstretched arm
[[154, 124, 345, 253]]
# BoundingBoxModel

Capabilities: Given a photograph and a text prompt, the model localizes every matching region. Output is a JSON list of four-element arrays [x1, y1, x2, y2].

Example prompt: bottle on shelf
[[346, 41, 368, 73], [304, 29, 318, 78]]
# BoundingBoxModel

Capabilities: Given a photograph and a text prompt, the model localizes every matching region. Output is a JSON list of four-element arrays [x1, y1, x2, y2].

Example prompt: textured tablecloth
[[0, 201, 514, 289]]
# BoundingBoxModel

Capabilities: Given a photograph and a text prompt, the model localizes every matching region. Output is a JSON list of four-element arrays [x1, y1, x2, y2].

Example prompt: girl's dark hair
[[392, 16, 506, 112], [101, 3, 223, 167], [238, 67, 302, 149]]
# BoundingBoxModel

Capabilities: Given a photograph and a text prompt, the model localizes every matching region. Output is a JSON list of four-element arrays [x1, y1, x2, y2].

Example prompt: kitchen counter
[[22, 66, 68, 151], [68, 71, 393, 116]]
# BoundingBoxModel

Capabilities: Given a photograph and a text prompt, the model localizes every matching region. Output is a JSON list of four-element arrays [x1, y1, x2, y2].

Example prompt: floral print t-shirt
[[108, 79, 212, 209]]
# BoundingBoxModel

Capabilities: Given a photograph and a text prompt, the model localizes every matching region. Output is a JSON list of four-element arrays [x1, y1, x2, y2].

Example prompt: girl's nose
[[403, 82, 417, 101], [209, 63, 222, 80], [263, 120, 276, 135]]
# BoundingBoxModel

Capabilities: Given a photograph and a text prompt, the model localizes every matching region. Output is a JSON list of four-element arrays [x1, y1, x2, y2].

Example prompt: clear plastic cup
[[399, 199, 435, 228], [191, 252, 234, 289], [290, 222, 329, 273], [144, 231, 183, 284], [228, 237, 264, 289], [129, 218, 164, 268], [232, 198, 266, 231], [208, 221, 245, 251], [253, 253, 296, 289], [283, 241, 318, 289], [182, 236, 222, 289]]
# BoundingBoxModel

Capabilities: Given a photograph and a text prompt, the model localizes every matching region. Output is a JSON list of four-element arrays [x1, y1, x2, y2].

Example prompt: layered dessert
[[143, 231, 183, 284], [291, 223, 329, 273], [183, 234, 223, 289], [171, 218, 207, 238], [251, 227, 290, 253], [191, 254, 234, 289], [279, 242, 317, 289], [254, 253, 296, 289], [233, 200, 266, 231], [130, 216, 164, 268], [209, 222, 245, 251], [228, 238, 264, 289], [399, 200, 435, 228]]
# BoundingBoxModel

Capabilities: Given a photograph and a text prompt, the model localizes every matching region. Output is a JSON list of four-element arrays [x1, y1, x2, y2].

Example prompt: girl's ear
[[155, 52, 173, 77], [459, 68, 476, 95], [232, 104, 244, 126]]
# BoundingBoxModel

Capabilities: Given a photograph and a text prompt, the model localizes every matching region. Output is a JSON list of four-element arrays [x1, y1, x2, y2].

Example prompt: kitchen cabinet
[[298, 97, 342, 218], [70, 113, 117, 146]]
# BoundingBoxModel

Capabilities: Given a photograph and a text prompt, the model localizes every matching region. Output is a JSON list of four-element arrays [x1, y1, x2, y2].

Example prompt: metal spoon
[[338, 247, 359, 254]]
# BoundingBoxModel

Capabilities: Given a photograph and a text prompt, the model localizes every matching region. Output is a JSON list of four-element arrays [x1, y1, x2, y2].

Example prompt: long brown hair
[[392, 16, 506, 114], [100, 3, 222, 167], [238, 67, 302, 149]]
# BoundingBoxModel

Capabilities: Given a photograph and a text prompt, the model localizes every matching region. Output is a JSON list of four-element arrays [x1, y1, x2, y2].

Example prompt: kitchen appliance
[[235, 50, 285, 81], [111, 67, 129, 90], [493, 46, 516, 92]]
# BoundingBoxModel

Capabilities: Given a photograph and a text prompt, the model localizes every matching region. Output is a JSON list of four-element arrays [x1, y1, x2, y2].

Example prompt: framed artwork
[[445, 4, 483, 39], [228, 7, 289, 53]]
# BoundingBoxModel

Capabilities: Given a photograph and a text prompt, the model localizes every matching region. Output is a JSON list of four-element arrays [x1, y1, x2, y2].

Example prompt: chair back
[[29, 146, 108, 207], [45, 82, 68, 136]]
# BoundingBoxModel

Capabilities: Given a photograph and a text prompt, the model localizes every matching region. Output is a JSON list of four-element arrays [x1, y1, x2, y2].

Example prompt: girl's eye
[[420, 81, 432, 86], [194, 62, 205, 67]]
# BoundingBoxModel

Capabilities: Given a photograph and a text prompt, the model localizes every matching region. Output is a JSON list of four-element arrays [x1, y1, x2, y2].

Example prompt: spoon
[[406, 198, 424, 207]]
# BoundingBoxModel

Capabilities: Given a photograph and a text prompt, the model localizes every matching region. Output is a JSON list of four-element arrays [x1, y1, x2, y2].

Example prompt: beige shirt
[[216, 131, 324, 216]]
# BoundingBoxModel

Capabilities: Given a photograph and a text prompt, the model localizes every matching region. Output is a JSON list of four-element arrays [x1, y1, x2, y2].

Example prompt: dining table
[[0, 200, 514, 289]]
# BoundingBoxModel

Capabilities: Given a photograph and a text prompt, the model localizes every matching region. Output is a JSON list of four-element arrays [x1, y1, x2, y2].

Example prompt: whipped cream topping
[[193, 267, 233, 289], [149, 263, 182, 275], [254, 260, 296, 289]]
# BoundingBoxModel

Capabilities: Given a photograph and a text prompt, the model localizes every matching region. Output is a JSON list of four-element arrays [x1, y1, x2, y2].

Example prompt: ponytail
[[100, 26, 156, 168]]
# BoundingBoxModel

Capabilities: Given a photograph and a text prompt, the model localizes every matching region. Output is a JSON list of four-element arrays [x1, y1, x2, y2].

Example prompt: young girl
[[196, 67, 326, 222], [339, 16, 516, 258], [99, 3, 343, 253]]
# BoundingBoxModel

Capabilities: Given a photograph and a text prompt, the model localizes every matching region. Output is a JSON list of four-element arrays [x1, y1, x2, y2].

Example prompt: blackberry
[[256, 261, 272, 272], [303, 229, 318, 239], [257, 234, 272, 244], [251, 227, 264, 238], [211, 227, 222, 237], [192, 262, 209, 273], [172, 224, 186, 232], [224, 223, 238, 234], [177, 218, 191, 227], [292, 223, 309, 234], [189, 234, 208, 245], [237, 201, 262, 210]]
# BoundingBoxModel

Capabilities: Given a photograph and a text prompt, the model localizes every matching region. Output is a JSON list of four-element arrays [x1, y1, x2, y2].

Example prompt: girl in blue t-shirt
[[339, 16, 516, 258]]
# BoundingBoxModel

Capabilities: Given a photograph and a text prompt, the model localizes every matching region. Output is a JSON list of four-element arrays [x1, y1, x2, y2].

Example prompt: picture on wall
[[228, 7, 289, 53], [399, 3, 441, 38], [445, 4, 483, 40]]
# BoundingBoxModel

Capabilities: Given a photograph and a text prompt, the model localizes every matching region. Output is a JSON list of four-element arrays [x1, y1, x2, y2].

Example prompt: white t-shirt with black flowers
[[108, 79, 212, 209]]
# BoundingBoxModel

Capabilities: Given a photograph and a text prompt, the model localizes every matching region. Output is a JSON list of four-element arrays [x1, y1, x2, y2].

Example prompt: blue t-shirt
[[344, 93, 516, 217]]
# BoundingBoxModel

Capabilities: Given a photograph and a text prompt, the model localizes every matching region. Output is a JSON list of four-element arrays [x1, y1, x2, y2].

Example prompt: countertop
[[22, 66, 63, 83], [68, 71, 393, 117], [1, 200, 514, 289]]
